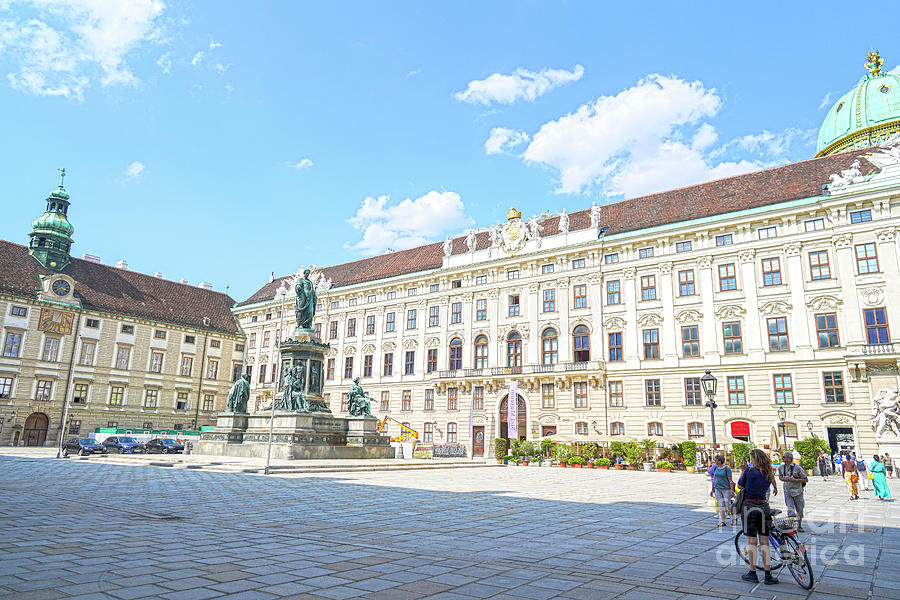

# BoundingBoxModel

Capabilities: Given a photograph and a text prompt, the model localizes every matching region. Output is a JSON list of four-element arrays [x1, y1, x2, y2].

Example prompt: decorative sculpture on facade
[[488, 224, 501, 250], [465, 229, 476, 252], [294, 269, 317, 330], [872, 386, 900, 437], [590, 201, 601, 228], [225, 374, 250, 413], [867, 132, 900, 168], [347, 377, 373, 417], [827, 159, 866, 190], [557, 208, 569, 234], [443, 236, 453, 258]]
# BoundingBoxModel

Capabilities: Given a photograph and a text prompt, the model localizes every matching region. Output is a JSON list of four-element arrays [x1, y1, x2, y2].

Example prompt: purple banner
[[507, 381, 518, 439]]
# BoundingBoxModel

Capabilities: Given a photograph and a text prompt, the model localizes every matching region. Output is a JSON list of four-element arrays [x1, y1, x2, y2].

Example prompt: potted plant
[[640, 438, 656, 472], [531, 455, 543, 466], [540, 438, 555, 459], [656, 460, 673, 472], [494, 438, 508, 464], [519, 441, 535, 466], [553, 443, 571, 467], [596, 457, 611, 469], [568, 455, 585, 468], [610, 441, 625, 469], [681, 441, 697, 474], [624, 442, 643, 470], [586, 458, 595, 469]]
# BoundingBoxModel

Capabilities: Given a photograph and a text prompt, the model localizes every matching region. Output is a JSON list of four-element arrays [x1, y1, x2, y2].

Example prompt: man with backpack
[[778, 451, 808, 532]]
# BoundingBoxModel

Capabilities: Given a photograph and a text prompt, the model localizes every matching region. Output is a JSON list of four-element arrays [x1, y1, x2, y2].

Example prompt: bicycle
[[734, 508, 814, 590]]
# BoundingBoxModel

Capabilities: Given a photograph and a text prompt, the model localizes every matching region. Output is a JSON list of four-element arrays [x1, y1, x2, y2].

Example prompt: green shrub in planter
[[494, 438, 508, 460], [583, 442, 599, 460], [610, 441, 625, 459], [640, 438, 657, 461], [519, 441, 535, 459], [793, 437, 831, 471], [596, 457, 611, 466], [656, 460, 673, 470], [568, 456, 585, 465], [680, 441, 697, 467], [623, 441, 643, 466], [731, 442, 754, 467], [553, 444, 572, 462], [540, 438, 555, 457]]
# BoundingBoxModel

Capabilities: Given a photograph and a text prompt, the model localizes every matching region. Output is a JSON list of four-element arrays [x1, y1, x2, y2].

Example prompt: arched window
[[647, 421, 663, 436], [449, 337, 462, 370], [474, 335, 488, 369], [610, 421, 625, 436], [573, 325, 590, 362], [687, 422, 704, 439], [541, 328, 558, 365], [574, 421, 588, 435], [506, 331, 521, 367]]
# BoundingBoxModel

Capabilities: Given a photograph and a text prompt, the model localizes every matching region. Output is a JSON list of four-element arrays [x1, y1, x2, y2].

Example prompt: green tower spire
[[28, 169, 75, 271]]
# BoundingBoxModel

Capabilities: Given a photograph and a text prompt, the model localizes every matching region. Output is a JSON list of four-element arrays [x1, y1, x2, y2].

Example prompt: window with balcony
[[767, 317, 789, 351], [383, 353, 394, 376], [718, 263, 737, 291], [816, 313, 840, 348], [773, 374, 794, 404], [640, 275, 657, 301], [506, 331, 522, 367], [573, 284, 587, 309], [645, 379, 661, 406], [541, 383, 555, 409], [429, 306, 439, 327], [573, 325, 590, 362], [608, 332, 623, 361], [476, 299, 487, 321], [761, 257, 782, 286], [449, 338, 462, 370], [541, 328, 558, 365], [809, 250, 831, 280], [823, 372, 845, 403], [608, 380, 624, 407], [474, 335, 488, 369], [856, 243, 879, 274], [543, 289, 555, 312], [864, 307, 890, 344], [728, 376, 746, 405], [678, 269, 695, 296], [643, 329, 659, 360], [606, 280, 620, 304], [684, 377, 701, 405], [508, 295, 520, 317], [681, 325, 699, 357], [573, 382, 588, 408]]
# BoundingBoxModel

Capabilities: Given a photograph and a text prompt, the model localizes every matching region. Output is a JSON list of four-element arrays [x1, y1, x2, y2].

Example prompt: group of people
[[825, 450, 894, 501]]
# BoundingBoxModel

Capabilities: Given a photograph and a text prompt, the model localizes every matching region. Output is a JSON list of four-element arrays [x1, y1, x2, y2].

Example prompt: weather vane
[[865, 50, 884, 77], [58, 168, 66, 187]]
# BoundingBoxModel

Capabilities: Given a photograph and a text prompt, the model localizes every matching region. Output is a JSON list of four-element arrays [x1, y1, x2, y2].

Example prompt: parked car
[[63, 438, 107, 456], [102, 436, 145, 454], [144, 438, 185, 454]]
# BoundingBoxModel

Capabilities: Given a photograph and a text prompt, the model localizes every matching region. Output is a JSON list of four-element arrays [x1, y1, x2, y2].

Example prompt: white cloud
[[0, 0, 166, 99], [691, 123, 718, 151], [454, 64, 584, 105], [818, 92, 832, 110], [485, 127, 530, 155], [214, 62, 230, 74], [190, 50, 204, 66], [125, 160, 144, 178], [156, 51, 172, 74], [294, 158, 313, 169], [407, 67, 423, 77], [725, 127, 814, 157], [347, 191, 473, 255], [209, 40, 222, 49]]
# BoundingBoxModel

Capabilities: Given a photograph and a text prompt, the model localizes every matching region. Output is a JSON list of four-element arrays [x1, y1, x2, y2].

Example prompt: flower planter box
[[597, 465, 609, 469], [658, 468, 672, 472], [614, 465, 624, 470], [586, 463, 594, 469], [559, 462, 568, 468], [522, 461, 529, 466], [571, 464, 582, 468]]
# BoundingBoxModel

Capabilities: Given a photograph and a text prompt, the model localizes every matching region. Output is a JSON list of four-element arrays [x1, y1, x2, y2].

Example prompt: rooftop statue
[[347, 377, 373, 417], [590, 201, 601, 228], [225, 373, 250, 413], [465, 229, 476, 252], [295, 268, 317, 330], [558, 208, 569, 234], [443, 236, 452, 258]]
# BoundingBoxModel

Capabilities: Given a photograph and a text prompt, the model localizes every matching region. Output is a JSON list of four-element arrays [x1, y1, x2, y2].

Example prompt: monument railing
[[862, 343, 896, 355]]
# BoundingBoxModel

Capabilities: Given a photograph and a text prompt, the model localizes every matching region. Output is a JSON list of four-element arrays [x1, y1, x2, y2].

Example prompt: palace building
[[0, 173, 244, 446], [236, 55, 900, 458]]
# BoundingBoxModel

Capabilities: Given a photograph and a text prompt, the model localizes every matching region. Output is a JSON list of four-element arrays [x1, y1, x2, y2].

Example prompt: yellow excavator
[[376, 417, 419, 443]]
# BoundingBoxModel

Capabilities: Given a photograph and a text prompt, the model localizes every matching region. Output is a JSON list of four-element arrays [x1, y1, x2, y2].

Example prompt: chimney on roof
[[268, 271, 274, 283], [154, 272, 163, 278], [81, 253, 101, 264], [198, 281, 213, 290], [115, 260, 128, 270], [180, 278, 188, 284]]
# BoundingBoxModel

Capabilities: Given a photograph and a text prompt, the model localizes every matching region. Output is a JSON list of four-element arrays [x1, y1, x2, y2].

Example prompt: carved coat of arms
[[500, 207, 527, 255]]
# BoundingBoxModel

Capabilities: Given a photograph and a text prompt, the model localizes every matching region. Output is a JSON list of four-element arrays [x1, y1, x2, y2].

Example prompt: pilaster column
[[696, 256, 718, 359], [659, 262, 677, 361], [527, 283, 540, 365], [737, 249, 764, 357], [623, 267, 639, 367], [556, 278, 571, 361], [783, 242, 812, 352], [832, 233, 864, 345], [876, 227, 900, 336]]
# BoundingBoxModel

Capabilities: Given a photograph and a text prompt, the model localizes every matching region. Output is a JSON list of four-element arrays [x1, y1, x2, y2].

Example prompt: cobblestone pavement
[[0, 453, 897, 600]]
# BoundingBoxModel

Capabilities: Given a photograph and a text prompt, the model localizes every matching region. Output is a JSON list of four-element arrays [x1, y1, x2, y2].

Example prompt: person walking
[[710, 454, 737, 526], [737, 449, 779, 585], [856, 453, 870, 492], [832, 451, 842, 475], [777, 451, 808, 532], [871, 455, 893, 500], [817, 451, 829, 481], [842, 452, 859, 500], [885, 452, 895, 479]]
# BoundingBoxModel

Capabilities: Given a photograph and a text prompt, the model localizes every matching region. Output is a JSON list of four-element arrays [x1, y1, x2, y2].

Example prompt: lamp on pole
[[777, 406, 787, 451], [264, 282, 290, 475], [806, 420, 815, 438], [700, 370, 718, 451]]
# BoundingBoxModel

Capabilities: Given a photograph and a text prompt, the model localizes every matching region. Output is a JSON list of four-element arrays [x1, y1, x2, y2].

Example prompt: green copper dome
[[31, 204, 74, 238], [817, 52, 900, 156], [28, 170, 75, 271]]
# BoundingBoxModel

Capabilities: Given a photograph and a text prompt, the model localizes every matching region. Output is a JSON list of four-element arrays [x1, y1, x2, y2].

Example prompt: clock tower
[[28, 169, 75, 271]]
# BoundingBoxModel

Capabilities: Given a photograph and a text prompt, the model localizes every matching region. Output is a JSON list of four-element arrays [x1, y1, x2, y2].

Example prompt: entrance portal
[[472, 426, 485, 457], [23, 412, 49, 447], [826, 426, 855, 454], [499, 394, 527, 441]]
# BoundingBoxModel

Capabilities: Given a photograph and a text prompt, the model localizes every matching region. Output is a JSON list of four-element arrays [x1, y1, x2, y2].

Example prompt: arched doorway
[[23, 413, 49, 446], [499, 394, 527, 441]]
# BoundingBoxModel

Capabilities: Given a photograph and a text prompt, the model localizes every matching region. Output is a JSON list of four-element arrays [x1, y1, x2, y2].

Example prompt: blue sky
[[0, 1, 896, 301]]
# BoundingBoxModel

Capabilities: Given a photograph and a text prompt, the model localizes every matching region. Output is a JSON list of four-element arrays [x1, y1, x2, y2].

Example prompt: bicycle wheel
[[734, 531, 784, 570], [782, 534, 814, 590]]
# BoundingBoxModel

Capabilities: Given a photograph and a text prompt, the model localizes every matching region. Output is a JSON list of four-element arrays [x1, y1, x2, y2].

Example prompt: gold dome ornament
[[506, 206, 522, 221], [866, 50, 884, 77]]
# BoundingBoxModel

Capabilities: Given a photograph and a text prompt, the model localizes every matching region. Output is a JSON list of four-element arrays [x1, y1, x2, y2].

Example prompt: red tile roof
[[0, 240, 240, 335], [239, 150, 876, 307]]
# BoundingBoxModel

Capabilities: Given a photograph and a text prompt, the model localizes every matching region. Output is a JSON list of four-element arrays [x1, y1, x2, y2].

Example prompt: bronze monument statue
[[347, 377, 373, 417], [225, 373, 250, 413], [295, 268, 317, 330]]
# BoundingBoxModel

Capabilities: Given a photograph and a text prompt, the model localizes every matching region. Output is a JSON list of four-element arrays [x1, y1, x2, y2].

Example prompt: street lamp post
[[806, 420, 815, 438], [778, 406, 787, 451], [700, 370, 718, 451], [264, 283, 289, 475]]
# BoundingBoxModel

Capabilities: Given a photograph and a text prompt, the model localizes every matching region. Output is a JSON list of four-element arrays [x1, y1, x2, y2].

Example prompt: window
[[451, 302, 462, 324], [506, 331, 522, 367], [643, 329, 659, 360], [36, 380, 52, 401], [773, 374, 794, 404], [805, 218, 825, 232], [850, 209, 872, 223], [72, 383, 88, 404], [402, 390, 412, 411], [203, 394, 215, 411], [0, 376, 12, 398], [347, 318, 356, 337], [232, 363, 242, 382], [541, 383, 555, 409], [367, 294, 376, 303], [380, 391, 389, 412], [404, 351, 415, 375], [329, 321, 338, 339], [78, 341, 95, 366], [448, 338, 462, 370], [10, 305, 27, 317], [210, 339, 220, 349], [816, 313, 840, 348], [718, 264, 737, 291], [648, 422, 663, 436], [259, 364, 268, 384], [69, 419, 81, 435], [640, 275, 656, 301], [684, 378, 701, 405], [366, 315, 376, 335], [767, 317, 789, 351], [782, 422, 799, 444], [235, 343, 244, 353], [406, 309, 417, 330], [423, 422, 434, 442], [574, 421, 588, 435], [363, 354, 373, 378], [474, 335, 488, 369], [473, 386, 484, 410], [344, 357, 353, 379], [574, 382, 588, 408], [330, 301, 340, 309], [608, 332, 623, 361], [573, 325, 590, 362], [109, 386, 124, 406], [142, 422, 153, 430], [206, 359, 219, 380], [715, 234, 733, 246], [251, 315, 258, 323], [386, 291, 396, 300], [85, 318, 100, 328], [758, 226, 777, 239], [572, 258, 586, 269], [823, 372, 845, 403], [573, 284, 587, 309], [676, 241, 692, 253], [541, 328, 558, 365], [176, 391, 189, 410], [427, 349, 437, 373], [508, 295, 520, 317], [475, 275, 487, 285], [148, 351, 163, 373], [447, 423, 458, 443], [448, 388, 458, 410], [121, 324, 134, 334], [451, 280, 461, 289], [761, 257, 782, 286], [428, 306, 440, 327], [262, 331, 271, 347], [180, 355, 193, 377], [154, 329, 167, 340], [184, 334, 195, 344], [855, 243, 879, 273], [610, 421, 625, 435], [864, 307, 890, 344], [429, 283, 440, 293], [341, 393, 349, 413], [677, 270, 695, 296], [639, 247, 654, 259], [606, 280, 621, 304], [688, 422, 704, 439], [727, 376, 746, 405], [326, 358, 335, 380], [144, 389, 159, 409], [425, 389, 435, 411], [385, 312, 396, 332], [476, 299, 487, 321], [723, 322, 743, 354], [543, 289, 555, 312], [3, 332, 21, 358], [645, 379, 661, 406], [809, 250, 831, 280], [681, 326, 699, 357], [383, 353, 393, 376], [608, 381, 624, 407], [248, 333, 257, 349], [107, 421, 118, 428], [115, 346, 131, 370], [507, 269, 519, 280], [42, 337, 59, 362], [348, 298, 358, 307], [542, 264, 554, 274], [604, 253, 619, 264]]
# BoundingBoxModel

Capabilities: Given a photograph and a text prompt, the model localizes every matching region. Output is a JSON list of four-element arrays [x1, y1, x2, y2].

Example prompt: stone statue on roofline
[[443, 236, 452, 258], [465, 229, 476, 252], [558, 208, 569, 234], [590, 201, 601, 228]]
